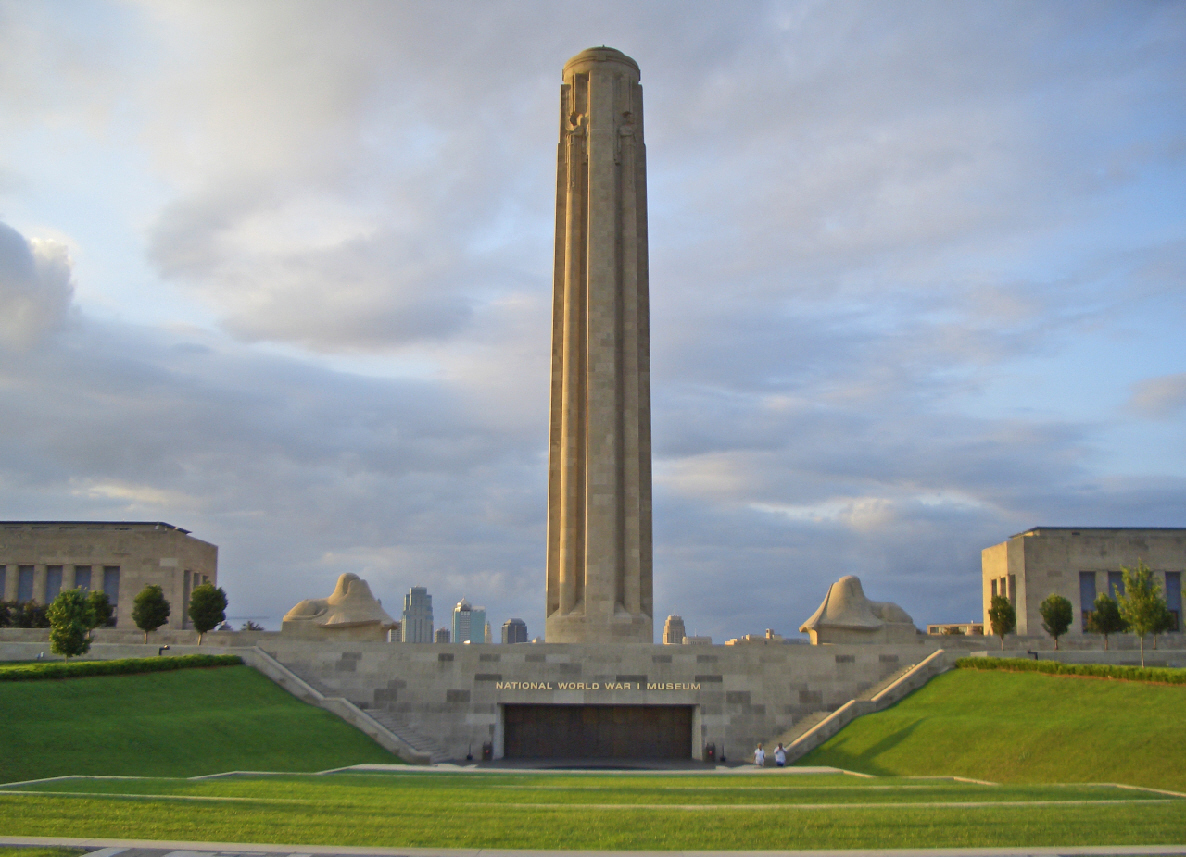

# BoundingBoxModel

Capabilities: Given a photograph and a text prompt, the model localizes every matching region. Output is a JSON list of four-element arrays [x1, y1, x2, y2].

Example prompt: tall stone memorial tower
[[546, 47, 653, 644]]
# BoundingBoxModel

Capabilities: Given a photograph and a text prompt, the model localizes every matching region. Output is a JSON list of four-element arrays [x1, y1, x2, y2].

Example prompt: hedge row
[[956, 656, 1186, 686], [0, 653, 243, 682]]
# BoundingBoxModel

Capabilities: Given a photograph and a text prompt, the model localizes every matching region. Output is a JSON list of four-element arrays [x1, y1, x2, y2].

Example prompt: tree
[[1117, 560, 1167, 668], [132, 584, 171, 643], [14, 601, 49, 628], [1039, 594, 1073, 650], [188, 584, 227, 645], [47, 589, 96, 660], [240, 620, 264, 631], [87, 590, 114, 630], [1151, 601, 1175, 651], [0, 601, 11, 628], [988, 595, 1016, 650], [1085, 592, 1127, 650]]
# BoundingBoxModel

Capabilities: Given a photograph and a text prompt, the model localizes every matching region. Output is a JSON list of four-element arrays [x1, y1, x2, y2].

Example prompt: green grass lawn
[[1, 771, 1182, 850], [799, 667, 1186, 791], [0, 664, 399, 783]]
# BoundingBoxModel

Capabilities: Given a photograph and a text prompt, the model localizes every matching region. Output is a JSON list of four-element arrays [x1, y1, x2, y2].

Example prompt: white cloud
[[0, 222, 74, 350]]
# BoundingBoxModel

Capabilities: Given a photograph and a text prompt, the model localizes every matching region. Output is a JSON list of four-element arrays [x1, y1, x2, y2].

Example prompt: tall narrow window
[[1166, 572, 1182, 633], [45, 565, 63, 602], [1006, 574, 1016, 604], [182, 570, 192, 629], [18, 566, 34, 603], [103, 566, 120, 626], [1079, 571, 1097, 629], [74, 566, 92, 591], [991, 579, 998, 598], [1108, 571, 1124, 600], [0, 566, 6, 600]]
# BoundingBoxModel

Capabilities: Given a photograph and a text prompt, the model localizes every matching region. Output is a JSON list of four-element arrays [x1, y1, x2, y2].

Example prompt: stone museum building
[[982, 527, 1185, 635], [0, 521, 217, 629]]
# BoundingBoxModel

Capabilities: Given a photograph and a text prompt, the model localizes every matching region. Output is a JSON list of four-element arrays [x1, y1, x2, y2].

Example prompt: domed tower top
[[563, 46, 639, 76]]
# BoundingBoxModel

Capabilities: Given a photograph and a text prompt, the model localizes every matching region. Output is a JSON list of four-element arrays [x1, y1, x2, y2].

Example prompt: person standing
[[754, 742, 765, 766], [774, 742, 787, 767]]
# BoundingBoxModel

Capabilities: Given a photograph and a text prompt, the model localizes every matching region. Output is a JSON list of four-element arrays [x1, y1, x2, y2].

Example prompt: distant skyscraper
[[484, 621, 492, 644], [663, 615, 687, 645], [435, 627, 450, 643], [451, 598, 486, 644], [502, 617, 528, 644], [401, 586, 433, 643]]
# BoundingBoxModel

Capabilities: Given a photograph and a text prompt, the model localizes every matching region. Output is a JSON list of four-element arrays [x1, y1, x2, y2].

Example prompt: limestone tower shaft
[[546, 47, 653, 644]]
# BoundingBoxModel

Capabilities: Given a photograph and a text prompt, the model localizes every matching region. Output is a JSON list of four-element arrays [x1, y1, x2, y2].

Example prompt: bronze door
[[503, 704, 692, 759]]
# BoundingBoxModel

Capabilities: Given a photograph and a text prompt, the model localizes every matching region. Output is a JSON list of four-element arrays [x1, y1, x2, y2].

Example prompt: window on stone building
[[45, 566, 63, 602], [1079, 571, 1096, 629], [1166, 572, 1181, 633], [182, 570, 193, 629], [0, 566, 5, 599], [18, 566, 34, 602], [103, 566, 120, 625], [1006, 574, 1016, 604], [1108, 571, 1124, 600], [74, 566, 91, 591]]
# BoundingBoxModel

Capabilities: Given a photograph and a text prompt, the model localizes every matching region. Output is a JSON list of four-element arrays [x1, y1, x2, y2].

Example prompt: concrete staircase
[[365, 710, 453, 764], [239, 647, 433, 765], [776, 648, 955, 764]]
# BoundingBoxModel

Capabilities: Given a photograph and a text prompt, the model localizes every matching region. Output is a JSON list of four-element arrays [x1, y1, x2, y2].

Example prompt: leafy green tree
[[0, 601, 11, 627], [188, 584, 228, 645], [132, 584, 171, 643], [1039, 594, 1073, 650], [1085, 592, 1127, 650], [1117, 560, 1167, 668], [1151, 601, 1175, 651], [988, 595, 1016, 650], [47, 589, 96, 660], [87, 590, 114, 630], [14, 601, 49, 628]]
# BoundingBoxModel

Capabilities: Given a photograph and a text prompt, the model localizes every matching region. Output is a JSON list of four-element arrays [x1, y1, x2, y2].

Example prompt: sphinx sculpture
[[281, 572, 397, 640], [799, 575, 919, 644]]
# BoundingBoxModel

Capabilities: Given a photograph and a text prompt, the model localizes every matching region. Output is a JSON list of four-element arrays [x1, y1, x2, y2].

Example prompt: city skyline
[[0, 3, 1183, 640]]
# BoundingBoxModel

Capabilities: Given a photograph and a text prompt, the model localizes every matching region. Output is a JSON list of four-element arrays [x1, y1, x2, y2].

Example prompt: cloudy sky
[[1, 1, 1184, 640]]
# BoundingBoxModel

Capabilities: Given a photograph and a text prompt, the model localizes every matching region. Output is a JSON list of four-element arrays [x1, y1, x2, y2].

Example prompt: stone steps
[[366, 710, 453, 764]]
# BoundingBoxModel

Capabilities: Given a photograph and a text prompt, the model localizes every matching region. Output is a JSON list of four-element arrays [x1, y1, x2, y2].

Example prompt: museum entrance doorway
[[502, 704, 693, 760]]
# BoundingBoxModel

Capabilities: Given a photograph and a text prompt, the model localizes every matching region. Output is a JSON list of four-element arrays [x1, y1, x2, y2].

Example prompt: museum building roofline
[[1011, 526, 1186, 539], [0, 521, 192, 534]]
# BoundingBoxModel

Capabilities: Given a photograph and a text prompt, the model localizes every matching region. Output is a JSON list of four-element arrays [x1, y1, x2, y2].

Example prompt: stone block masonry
[[264, 639, 932, 762]]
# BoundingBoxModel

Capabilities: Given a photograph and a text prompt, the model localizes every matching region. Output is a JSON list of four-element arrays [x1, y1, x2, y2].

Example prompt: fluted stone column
[[546, 47, 653, 644]]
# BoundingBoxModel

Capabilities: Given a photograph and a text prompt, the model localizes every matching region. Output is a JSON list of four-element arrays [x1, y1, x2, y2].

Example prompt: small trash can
[[704, 742, 716, 763], [482, 741, 493, 761]]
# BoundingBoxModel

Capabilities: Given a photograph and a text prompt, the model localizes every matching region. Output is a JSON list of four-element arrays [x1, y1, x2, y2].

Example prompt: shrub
[[189, 584, 228, 645], [47, 589, 96, 660], [0, 653, 243, 682], [1039, 594, 1073, 650], [1085, 592, 1127, 650], [88, 590, 114, 629], [13, 601, 50, 628], [132, 584, 171, 643], [956, 656, 1186, 686], [988, 595, 1015, 650]]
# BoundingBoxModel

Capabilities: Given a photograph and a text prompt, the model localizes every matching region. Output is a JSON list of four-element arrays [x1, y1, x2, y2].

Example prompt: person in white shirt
[[753, 742, 765, 766], [774, 742, 787, 767]]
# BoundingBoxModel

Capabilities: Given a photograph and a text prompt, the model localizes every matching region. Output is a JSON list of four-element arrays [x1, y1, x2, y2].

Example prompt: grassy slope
[[0, 665, 398, 783], [798, 668, 1186, 791]]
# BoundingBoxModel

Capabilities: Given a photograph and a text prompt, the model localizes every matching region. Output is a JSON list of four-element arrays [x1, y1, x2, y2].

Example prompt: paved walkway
[[3, 838, 1186, 857]]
